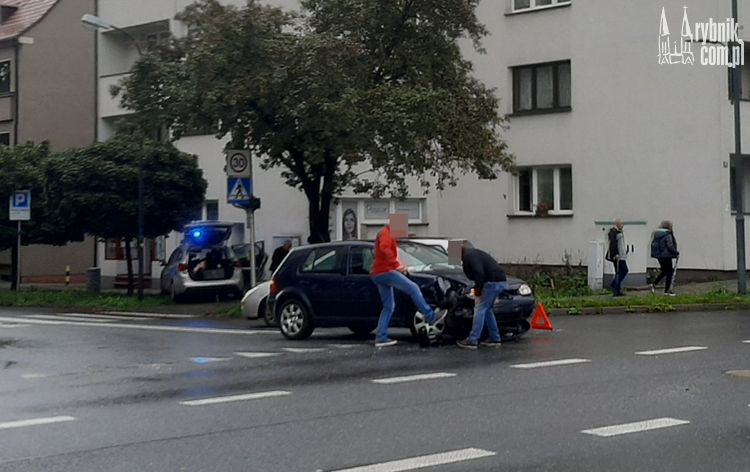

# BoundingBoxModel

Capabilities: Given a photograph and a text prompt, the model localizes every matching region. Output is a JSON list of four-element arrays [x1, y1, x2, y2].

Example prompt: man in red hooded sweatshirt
[[370, 224, 444, 347]]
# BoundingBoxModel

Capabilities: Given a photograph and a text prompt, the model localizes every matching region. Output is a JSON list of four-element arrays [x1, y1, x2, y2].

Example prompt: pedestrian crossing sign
[[227, 177, 252, 204]]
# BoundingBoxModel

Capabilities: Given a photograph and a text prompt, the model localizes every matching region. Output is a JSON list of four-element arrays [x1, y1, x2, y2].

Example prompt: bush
[[529, 272, 592, 297]]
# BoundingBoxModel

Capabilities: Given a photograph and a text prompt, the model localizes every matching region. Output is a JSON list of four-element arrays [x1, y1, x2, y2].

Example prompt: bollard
[[65, 265, 70, 286], [86, 267, 101, 293]]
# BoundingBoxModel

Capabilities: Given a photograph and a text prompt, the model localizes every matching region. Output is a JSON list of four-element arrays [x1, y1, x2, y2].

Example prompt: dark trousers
[[653, 257, 674, 292], [610, 260, 629, 295]]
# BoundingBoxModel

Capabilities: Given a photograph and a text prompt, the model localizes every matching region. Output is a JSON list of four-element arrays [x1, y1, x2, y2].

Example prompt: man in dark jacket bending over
[[457, 245, 507, 350]]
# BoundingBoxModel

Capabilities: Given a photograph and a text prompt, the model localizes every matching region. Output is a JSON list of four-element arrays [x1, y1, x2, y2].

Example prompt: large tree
[[118, 0, 513, 242], [47, 138, 207, 293]]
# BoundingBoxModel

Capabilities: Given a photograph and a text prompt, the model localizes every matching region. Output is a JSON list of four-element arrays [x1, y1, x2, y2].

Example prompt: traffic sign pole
[[226, 150, 257, 289], [16, 221, 20, 290]]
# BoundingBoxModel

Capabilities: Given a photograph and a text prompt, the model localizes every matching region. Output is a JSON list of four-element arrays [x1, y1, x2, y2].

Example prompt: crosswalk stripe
[[328, 448, 496, 472], [582, 417, 690, 437]]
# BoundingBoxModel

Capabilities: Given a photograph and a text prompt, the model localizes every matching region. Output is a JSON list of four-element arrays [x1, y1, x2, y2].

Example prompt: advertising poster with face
[[342, 202, 359, 240]]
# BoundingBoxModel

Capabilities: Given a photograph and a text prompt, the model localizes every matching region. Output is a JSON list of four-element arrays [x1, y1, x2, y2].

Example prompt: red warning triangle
[[531, 302, 553, 331]]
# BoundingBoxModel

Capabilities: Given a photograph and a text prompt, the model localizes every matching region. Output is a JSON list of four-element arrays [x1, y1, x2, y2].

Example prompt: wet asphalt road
[[0, 307, 748, 472]]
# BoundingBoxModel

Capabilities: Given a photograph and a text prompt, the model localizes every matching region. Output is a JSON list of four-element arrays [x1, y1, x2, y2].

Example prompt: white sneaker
[[375, 339, 398, 348], [649, 283, 655, 294]]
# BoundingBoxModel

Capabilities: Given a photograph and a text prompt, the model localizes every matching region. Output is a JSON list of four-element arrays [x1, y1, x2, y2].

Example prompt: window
[[144, 31, 171, 50], [364, 201, 390, 220], [512, 0, 570, 12], [514, 166, 573, 215], [300, 248, 345, 274], [0, 61, 11, 94], [395, 200, 421, 220], [513, 61, 571, 114], [0, 133, 9, 146], [349, 246, 374, 275], [205, 200, 219, 221]]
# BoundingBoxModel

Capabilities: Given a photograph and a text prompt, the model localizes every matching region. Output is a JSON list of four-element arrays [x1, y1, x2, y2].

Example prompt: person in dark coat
[[456, 245, 507, 350], [269, 240, 292, 273], [650, 221, 679, 295]]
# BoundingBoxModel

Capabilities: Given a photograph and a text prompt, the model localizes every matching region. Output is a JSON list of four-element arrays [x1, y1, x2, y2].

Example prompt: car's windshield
[[397, 242, 460, 272]]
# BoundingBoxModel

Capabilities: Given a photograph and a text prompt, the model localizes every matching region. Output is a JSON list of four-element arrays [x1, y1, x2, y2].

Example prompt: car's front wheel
[[261, 299, 278, 327], [278, 298, 314, 340], [409, 311, 446, 344]]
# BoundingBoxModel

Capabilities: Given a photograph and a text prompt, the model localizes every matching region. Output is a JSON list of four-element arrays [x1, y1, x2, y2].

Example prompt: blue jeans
[[467, 281, 507, 344], [372, 271, 436, 342], [610, 260, 629, 295]]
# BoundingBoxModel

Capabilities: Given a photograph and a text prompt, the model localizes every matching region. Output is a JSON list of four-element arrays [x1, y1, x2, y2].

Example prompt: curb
[[548, 303, 750, 316]]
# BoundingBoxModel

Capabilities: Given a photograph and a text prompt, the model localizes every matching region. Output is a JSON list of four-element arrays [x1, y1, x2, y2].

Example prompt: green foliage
[[0, 289, 171, 310], [47, 138, 206, 240], [118, 0, 513, 242], [529, 272, 592, 298]]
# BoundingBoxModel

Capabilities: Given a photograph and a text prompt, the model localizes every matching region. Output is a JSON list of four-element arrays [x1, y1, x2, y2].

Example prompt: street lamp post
[[82, 14, 146, 300], [729, 0, 746, 294]]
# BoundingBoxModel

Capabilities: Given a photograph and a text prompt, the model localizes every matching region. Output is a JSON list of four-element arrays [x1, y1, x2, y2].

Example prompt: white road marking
[[180, 390, 291, 406], [282, 347, 326, 353], [0, 323, 30, 328], [371, 372, 456, 385], [635, 346, 708, 356], [26, 315, 113, 323], [0, 416, 76, 430], [21, 373, 50, 379], [328, 344, 358, 349], [328, 448, 496, 472], [581, 417, 690, 437], [511, 358, 591, 369], [742, 340, 750, 344], [104, 311, 197, 319], [63, 313, 150, 321], [190, 357, 233, 364], [0, 316, 270, 335], [234, 352, 281, 359]]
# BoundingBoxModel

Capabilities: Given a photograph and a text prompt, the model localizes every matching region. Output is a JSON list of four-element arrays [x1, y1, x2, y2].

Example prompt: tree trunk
[[306, 157, 336, 244], [124, 238, 134, 296]]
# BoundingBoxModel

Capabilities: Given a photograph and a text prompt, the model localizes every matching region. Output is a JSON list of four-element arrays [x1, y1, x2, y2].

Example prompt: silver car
[[240, 281, 274, 325], [160, 222, 244, 302]]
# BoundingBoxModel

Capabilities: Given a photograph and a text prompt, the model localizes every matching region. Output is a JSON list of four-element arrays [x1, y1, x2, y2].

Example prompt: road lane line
[[581, 417, 690, 437], [104, 311, 197, 319], [180, 391, 291, 406], [234, 352, 281, 359], [26, 315, 114, 323], [190, 357, 233, 364], [511, 358, 591, 369], [21, 373, 50, 379], [635, 346, 708, 355], [0, 323, 30, 328], [282, 347, 326, 353], [328, 448, 496, 472], [63, 313, 150, 321], [371, 372, 456, 385], [742, 340, 750, 344], [0, 416, 76, 430], [0, 316, 270, 335]]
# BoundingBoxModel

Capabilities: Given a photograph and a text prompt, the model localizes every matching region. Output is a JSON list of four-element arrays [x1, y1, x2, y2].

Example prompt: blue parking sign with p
[[13, 191, 30, 209], [9, 190, 30, 221]]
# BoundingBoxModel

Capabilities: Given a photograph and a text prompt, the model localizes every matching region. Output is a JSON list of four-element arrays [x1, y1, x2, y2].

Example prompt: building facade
[[94, 0, 750, 286], [0, 0, 97, 284]]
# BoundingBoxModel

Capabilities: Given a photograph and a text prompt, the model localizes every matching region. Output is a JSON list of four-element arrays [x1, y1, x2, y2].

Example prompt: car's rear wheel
[[409, 311, 446, 344], [278, 298, 314, 340], [261, 299, 278, 327], [170, 283, 184, 303]]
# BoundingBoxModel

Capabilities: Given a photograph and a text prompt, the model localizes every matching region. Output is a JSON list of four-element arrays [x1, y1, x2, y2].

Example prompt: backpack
[[605, 228, 619, 262], [650, 233, 659, 259]]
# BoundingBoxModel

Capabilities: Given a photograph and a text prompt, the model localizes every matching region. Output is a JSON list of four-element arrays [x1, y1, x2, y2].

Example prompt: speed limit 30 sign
[[225, 150, 252, 178]]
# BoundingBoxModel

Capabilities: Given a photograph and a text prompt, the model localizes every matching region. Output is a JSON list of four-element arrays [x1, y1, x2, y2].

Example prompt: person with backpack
[[650, 220, 679, 295], [606, 219, 628, 296]]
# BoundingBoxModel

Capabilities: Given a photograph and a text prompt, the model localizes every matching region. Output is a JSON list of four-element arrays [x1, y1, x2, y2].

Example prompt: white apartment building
[[94, 0, 750, 286]]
